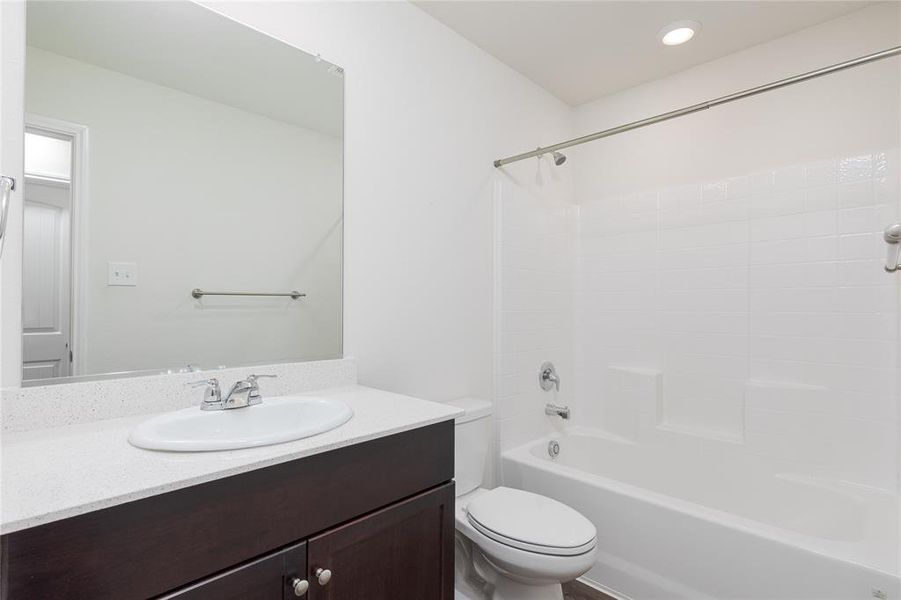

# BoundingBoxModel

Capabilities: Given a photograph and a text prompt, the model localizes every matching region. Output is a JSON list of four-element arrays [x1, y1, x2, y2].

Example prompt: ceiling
[[27, 1, 343, 136], [415, 1, 873, 106]]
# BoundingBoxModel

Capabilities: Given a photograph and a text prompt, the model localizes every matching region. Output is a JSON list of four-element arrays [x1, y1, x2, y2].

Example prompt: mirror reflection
[[22, 1, 344, 384]]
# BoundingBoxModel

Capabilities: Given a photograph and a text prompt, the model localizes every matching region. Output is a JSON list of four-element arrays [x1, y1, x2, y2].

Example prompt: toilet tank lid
[[444, 398, 492, 423]]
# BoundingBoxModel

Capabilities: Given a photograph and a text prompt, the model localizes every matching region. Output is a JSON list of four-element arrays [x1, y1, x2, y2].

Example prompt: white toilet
[[448, 399, 597, 600]]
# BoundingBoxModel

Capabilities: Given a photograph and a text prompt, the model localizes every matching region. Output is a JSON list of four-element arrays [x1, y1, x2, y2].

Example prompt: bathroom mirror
[[20, 1, 344, 384]]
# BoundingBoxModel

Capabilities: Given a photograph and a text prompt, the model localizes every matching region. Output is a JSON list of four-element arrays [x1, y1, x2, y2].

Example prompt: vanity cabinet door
[[306, 483, 454, 600], [161, 542, 306, 600]]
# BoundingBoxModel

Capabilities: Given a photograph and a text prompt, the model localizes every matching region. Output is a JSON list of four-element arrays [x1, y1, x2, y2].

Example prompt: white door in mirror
[[128, 396, 353, 451]]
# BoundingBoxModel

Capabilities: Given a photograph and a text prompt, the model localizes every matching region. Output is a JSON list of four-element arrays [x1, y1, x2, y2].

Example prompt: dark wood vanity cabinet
[[163, 542, 308, 600], [162, 483, 454, 600], [306, 483, 452, 600], [0, 422, 454, 600]]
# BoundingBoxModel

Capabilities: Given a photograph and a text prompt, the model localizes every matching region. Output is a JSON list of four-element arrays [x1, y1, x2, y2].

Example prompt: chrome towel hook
[[0, 175, 15, 259]]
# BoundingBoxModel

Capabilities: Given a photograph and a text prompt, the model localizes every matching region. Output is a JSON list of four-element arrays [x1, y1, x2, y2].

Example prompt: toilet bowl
[[447, 398, 597, 600]]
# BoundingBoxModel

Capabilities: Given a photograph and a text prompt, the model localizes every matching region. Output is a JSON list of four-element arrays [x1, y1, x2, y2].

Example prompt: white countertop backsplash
[[1, 358, 358, 433]]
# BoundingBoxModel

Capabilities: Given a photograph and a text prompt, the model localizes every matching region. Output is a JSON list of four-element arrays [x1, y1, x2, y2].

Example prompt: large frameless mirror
[[21, 1, 344, 385]]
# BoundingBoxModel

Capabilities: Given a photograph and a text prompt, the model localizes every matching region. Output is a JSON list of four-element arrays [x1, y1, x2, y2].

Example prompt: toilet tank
[[445, 398, 493, 497]]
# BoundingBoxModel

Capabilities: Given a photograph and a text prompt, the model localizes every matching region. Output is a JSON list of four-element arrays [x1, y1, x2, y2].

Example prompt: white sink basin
[[128, 396, 353, 452]]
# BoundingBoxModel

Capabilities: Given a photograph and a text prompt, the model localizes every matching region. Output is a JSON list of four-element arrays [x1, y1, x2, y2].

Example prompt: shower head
[[535, 148, 567, 167]]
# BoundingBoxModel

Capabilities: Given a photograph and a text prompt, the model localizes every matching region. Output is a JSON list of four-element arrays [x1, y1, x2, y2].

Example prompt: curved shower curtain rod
[[493, 45, 901, 168]]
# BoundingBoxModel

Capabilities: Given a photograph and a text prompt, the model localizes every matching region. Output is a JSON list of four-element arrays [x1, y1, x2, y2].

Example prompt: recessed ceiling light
[[659, 20, 701, 46]]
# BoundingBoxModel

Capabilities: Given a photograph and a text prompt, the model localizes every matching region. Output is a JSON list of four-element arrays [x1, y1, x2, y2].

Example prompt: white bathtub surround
[[503, 432, 899, 599], [600, 366, 661, 442], [1, 358, 357, 433], [1, 384, 461, 534], [494, 179, 577, 451], [575, 149, 899, 489], [494, 149, 901, 597]]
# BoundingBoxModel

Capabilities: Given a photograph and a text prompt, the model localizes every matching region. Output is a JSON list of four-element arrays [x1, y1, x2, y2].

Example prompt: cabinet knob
[[290, 578, 309, 596], [315, 568, 332, 586]]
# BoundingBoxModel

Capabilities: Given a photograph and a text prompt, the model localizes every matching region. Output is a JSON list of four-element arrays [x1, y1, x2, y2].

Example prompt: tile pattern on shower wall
[[495, 179, 576, 451], [576, 150, 899, 489]]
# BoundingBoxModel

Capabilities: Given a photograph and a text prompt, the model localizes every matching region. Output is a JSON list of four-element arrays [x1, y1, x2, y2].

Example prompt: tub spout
[[545, 403, 570, 419]]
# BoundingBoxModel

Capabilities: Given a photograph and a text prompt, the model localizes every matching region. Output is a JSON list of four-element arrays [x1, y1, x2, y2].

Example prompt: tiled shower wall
[[494, 177, 576, 451], [575, 150, 900, 489], [494, 150, 899, 489]]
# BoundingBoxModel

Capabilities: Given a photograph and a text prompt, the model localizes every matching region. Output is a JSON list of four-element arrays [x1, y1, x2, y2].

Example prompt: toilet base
[[455, 532, 565, 600], [455, 533, 490, 599], [472, 544, 565, 600]]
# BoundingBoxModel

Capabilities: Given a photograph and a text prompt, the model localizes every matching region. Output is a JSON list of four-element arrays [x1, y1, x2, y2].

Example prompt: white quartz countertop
[[1, 385, 462, 534]]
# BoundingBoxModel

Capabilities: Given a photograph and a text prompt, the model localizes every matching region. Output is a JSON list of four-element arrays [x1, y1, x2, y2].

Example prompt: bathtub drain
[[548, 440, 560, 459]]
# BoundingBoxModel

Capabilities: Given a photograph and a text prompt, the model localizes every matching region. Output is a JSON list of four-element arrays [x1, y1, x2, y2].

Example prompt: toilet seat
[[464, 487, 596, 557]]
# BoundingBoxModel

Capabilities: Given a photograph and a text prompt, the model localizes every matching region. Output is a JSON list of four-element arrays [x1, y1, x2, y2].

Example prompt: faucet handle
[[186, 378, 222, 409], [247, 374, 277, 383], [186, 377, 219, 389], [245, 374, 277, 405], [539, 362, 560, 392]]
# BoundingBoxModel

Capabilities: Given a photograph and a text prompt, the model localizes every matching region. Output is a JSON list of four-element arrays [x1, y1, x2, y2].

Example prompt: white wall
[[25, 47, 343, 375], [203, 1, 574, 403], [568, 4, 901, 490], [0, 1, 26, 388]]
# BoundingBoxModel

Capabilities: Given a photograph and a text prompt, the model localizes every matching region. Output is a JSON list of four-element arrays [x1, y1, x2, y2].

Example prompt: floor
[[563, 580, 618, 600]]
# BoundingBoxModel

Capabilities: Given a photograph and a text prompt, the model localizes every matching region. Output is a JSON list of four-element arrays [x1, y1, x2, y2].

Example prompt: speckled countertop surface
[[1, 385, 461, 534]]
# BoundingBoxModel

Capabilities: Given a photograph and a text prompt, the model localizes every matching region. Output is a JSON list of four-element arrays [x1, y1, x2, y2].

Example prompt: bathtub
[[502, 429, 899, 599]]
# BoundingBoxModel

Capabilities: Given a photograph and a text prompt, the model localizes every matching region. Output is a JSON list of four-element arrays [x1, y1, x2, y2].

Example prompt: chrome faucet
[[223, 374, 277, 408], [545, 403, 571, 419], [187, 374, 277, 411], [539, 362, 568, 419]]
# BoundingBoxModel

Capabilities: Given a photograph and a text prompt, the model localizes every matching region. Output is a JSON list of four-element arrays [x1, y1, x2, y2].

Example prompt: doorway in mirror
[[21, 122, 82, 381]]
